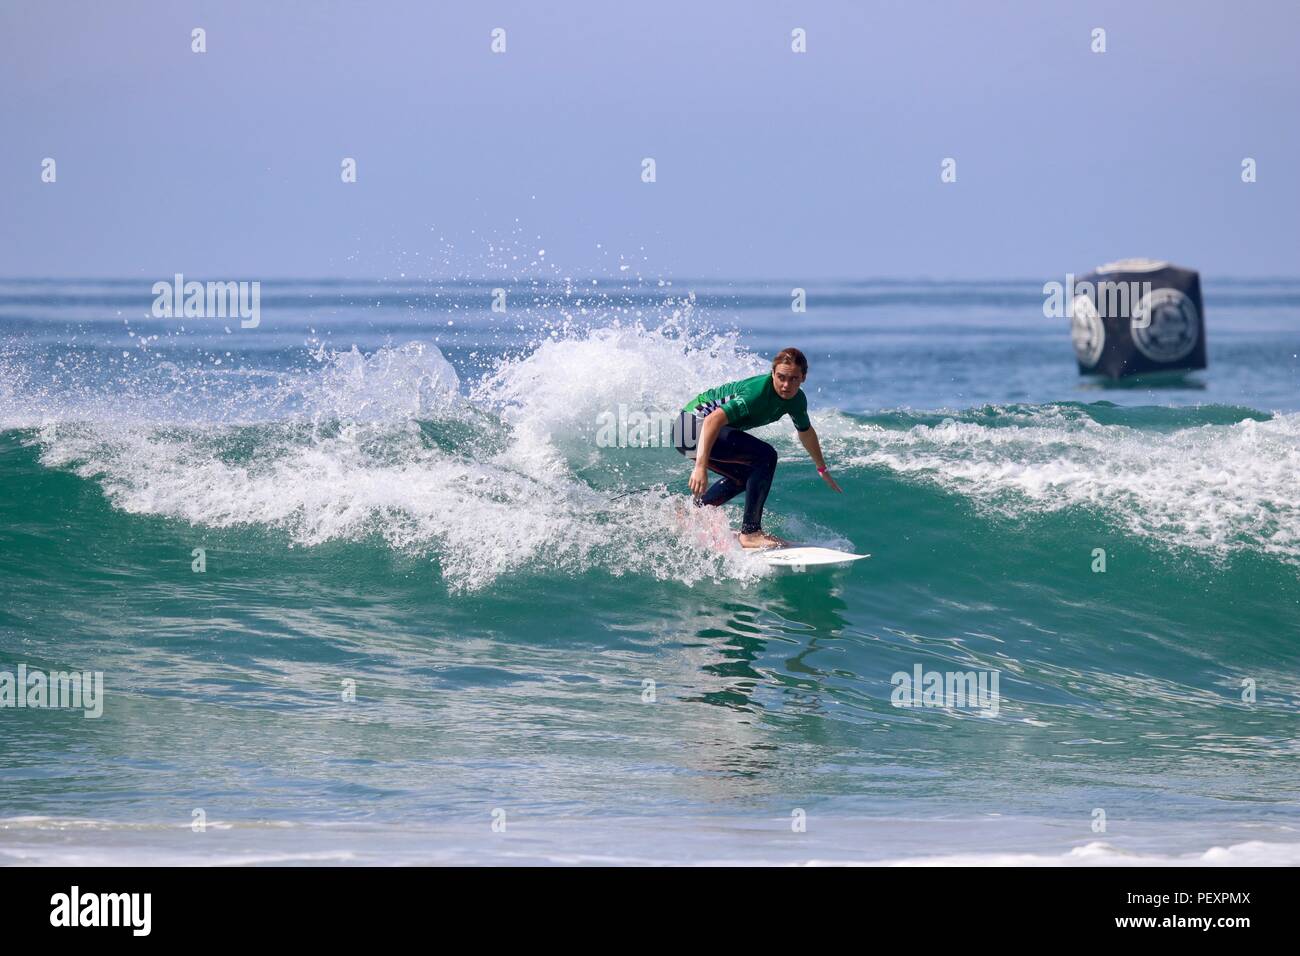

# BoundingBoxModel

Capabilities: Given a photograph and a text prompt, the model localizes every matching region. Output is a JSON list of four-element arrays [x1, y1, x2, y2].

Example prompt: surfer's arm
[[797, 426, 843, 493], [688, 409, 728, 496], [693, 407, 728, 466]]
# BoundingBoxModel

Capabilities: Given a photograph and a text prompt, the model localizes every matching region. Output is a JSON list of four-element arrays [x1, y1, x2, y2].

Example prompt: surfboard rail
[[753, 546, 870, 569]]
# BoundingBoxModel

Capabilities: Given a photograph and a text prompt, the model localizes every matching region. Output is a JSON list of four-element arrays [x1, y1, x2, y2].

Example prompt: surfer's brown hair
[[772, 347, 808, 377]]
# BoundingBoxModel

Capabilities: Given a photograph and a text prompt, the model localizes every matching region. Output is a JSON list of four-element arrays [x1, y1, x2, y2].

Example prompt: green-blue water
[[1, 278, 1298, 864]]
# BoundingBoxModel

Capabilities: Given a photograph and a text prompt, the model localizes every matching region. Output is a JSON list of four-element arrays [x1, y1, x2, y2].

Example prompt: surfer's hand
[[821, 470, 842, 493], [689, 465, 709, 497]]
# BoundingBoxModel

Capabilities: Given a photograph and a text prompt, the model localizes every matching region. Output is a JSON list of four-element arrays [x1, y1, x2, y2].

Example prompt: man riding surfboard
[[672, 348, 842, 549]]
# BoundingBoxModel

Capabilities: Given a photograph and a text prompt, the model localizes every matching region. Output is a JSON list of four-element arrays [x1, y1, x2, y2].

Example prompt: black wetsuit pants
[[672, 411, 776, 535]]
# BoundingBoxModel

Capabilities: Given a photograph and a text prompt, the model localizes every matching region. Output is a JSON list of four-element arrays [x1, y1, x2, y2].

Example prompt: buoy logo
[[1071, 294, 1105, 367], [1131, 288, 1198, 363]]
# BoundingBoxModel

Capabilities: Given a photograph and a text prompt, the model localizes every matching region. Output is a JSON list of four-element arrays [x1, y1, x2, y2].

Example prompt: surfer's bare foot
[[739, 530, 788, 549]]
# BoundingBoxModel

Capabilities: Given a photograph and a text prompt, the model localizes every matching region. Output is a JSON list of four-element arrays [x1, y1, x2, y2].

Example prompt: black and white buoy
[[1070, 259, 1206, 379]]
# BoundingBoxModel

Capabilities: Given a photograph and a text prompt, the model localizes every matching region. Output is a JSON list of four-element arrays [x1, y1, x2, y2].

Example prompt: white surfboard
[[752, 546, 870, 569]]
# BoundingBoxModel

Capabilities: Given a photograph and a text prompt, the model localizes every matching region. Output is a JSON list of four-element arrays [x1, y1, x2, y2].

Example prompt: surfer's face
[[772, 363, 804, 399]]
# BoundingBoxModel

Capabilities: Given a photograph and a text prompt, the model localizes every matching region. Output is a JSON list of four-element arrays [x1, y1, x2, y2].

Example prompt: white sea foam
[[879, 839, 1300, 867], [837, 407, 1300, 565], [300, 340, 464, 422], [470, 322, 762, 476], [25, 329, 771, 591]]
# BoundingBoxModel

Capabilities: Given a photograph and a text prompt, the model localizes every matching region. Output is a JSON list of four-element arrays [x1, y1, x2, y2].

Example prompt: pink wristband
[[817, 465, 828, 475]]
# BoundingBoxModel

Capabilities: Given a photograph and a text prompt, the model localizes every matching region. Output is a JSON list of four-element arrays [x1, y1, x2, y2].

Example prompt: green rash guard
[[682, 373, 812, 432]]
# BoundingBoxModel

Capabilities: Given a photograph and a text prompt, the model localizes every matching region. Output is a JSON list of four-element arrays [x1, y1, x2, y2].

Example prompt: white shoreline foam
[[3, 815, 1297, 867]]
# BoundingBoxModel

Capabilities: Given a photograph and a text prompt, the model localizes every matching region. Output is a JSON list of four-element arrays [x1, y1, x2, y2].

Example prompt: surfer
[[673, 348, 842, 549]]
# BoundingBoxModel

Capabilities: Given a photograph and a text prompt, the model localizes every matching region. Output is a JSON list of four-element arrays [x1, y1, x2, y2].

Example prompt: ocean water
[[1, 276, 1299, 865]]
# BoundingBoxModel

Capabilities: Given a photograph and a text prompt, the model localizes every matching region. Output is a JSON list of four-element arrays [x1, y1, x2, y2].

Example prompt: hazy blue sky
[[2, 0, 1296, 279]]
